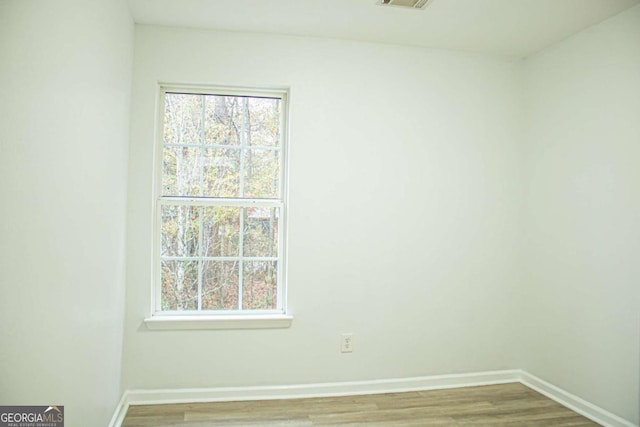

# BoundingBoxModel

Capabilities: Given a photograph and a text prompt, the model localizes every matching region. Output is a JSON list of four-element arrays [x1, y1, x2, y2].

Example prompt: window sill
[[143, 314, 293, 331]]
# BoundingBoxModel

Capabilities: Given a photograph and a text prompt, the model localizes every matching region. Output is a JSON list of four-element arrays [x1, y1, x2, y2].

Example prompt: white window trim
[[144, 314, 293, 330], [145, 84, 292, 330]]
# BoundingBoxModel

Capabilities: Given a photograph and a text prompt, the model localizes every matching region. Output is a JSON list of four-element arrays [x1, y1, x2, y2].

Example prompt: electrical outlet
[[341, 333, 353, 353]]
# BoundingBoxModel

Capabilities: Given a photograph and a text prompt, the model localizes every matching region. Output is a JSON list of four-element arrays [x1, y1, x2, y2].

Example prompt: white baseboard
[[519, 371, 636, 427], [124, 369, 519, 405], [108, 391, 130, 427], [109, 369, 637, 427]]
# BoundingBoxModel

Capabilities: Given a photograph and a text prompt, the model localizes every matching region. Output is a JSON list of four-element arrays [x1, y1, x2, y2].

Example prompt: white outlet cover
[[341, 333, 353, 353]]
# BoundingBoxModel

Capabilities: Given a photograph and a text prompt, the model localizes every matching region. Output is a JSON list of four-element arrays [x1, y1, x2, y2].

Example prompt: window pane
[[202, 206, 240, 257], [161, 260, 198, 311], [164, 93, 204, 145], [202, 261, 239, 310], [244, 149, 279, 198], [243, 207, 278, 257], [202, 147, 240, 197], [163, 146, 201, 196], [243, 261, 277, 310], [161, 205, 200, 257], [247, 97, 280, 147], [158, 89, 286, 314], [204, 95, 240, 145]]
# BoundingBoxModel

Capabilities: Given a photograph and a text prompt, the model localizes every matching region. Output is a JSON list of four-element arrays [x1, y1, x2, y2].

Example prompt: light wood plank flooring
[[123, 383, 600, 426]]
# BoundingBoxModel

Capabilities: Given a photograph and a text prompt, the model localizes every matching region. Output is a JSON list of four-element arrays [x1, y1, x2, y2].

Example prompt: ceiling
[[127, 0, 640, 58]]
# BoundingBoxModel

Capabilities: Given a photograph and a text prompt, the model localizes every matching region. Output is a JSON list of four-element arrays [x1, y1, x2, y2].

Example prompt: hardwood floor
[[122, 383, 600, 426]]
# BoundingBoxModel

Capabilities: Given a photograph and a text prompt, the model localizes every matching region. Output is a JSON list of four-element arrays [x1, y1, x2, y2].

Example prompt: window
[[150, 86, 289, 326]]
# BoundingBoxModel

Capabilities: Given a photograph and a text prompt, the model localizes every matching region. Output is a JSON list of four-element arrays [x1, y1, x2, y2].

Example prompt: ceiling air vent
[[377, 0, 434, 10]]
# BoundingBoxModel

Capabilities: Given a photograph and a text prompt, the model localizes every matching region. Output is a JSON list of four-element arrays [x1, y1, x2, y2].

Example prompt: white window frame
[[145, 84, 292, 330]]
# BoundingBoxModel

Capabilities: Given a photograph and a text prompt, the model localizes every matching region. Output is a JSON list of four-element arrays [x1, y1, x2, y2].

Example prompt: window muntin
[[154, 88, 287, 315]]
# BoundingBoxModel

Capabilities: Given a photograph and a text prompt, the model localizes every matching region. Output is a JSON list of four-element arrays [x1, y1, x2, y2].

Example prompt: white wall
[[521, 5, 640, 424], [0, 1, 133, 425], [123, 26, 523, 390]]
